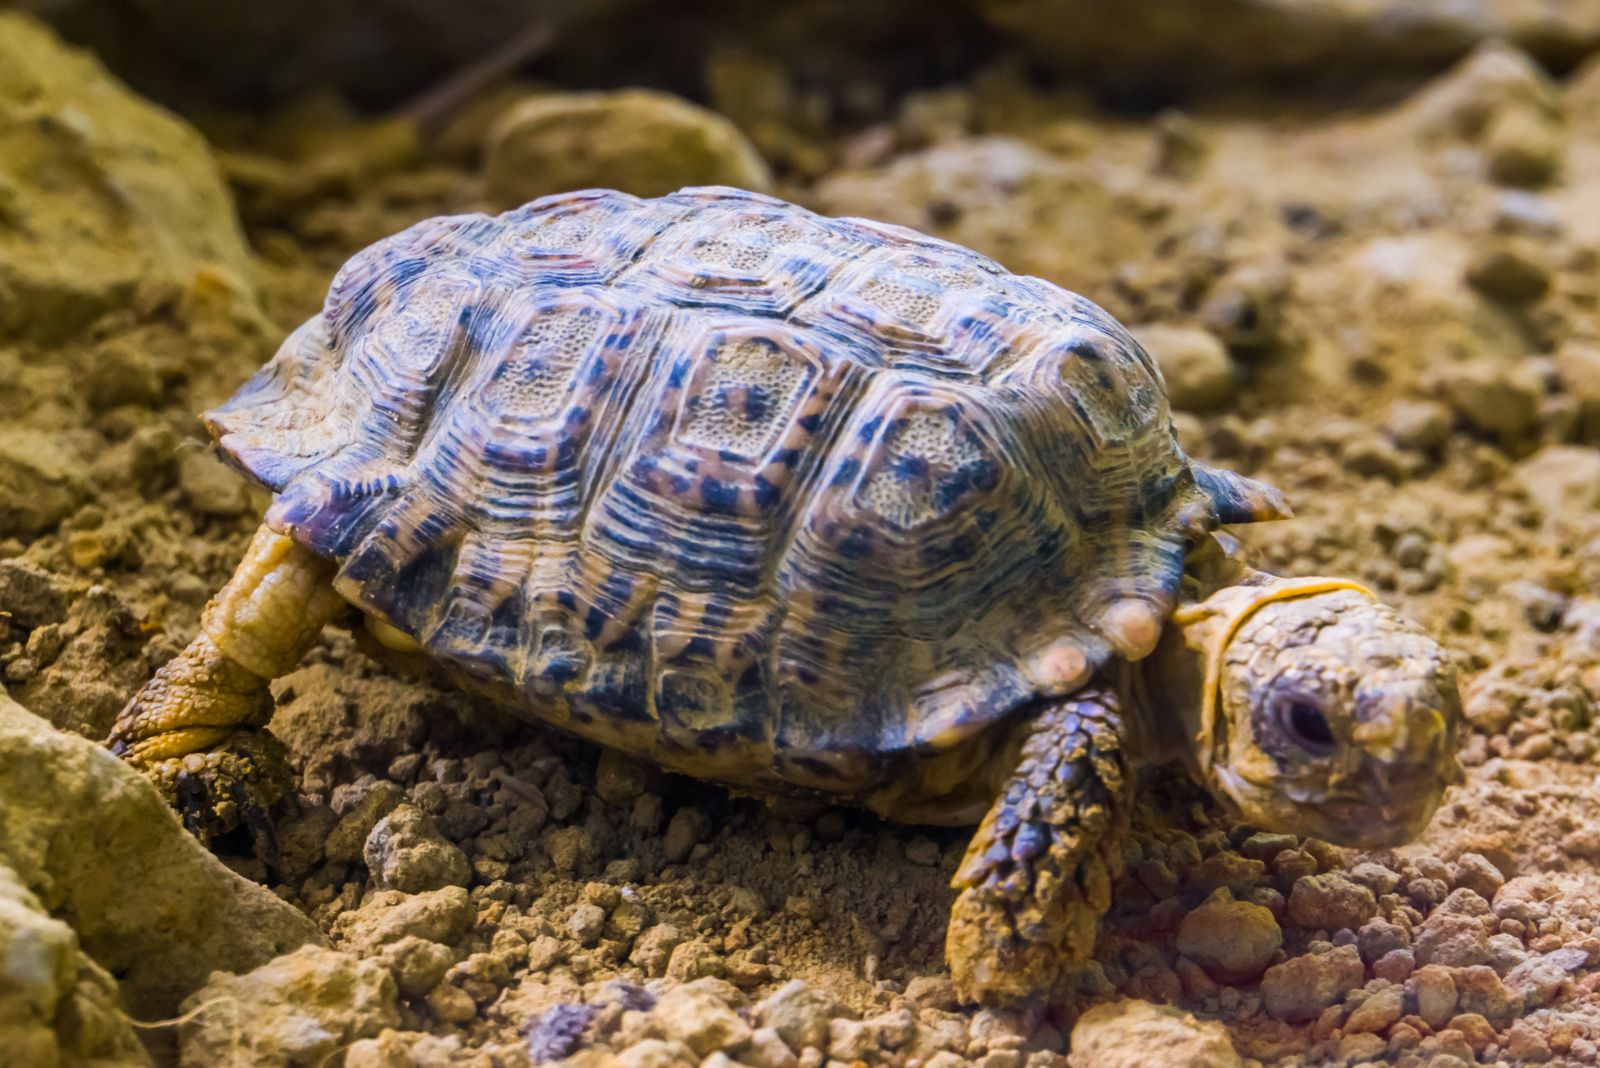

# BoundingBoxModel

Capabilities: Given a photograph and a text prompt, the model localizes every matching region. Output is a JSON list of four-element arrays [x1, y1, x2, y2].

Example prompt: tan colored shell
[[206, 186, 1284, 796]]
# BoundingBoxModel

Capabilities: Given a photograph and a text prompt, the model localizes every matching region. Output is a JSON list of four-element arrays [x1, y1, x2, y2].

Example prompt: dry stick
[[128, 996, 240, 1064], [400, 21, 558, 137]]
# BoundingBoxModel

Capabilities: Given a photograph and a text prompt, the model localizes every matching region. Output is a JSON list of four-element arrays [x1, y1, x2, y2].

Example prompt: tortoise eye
[[1278, 696, 1337, 754]]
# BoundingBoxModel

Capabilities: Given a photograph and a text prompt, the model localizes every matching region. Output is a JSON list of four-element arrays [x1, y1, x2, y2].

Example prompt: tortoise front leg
[[946, 689, 1132, 1005], [109, 525, 346, 846]]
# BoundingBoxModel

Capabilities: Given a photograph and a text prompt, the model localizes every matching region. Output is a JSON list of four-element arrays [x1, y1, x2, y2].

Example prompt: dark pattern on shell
[[206, 186, 1286, 797]]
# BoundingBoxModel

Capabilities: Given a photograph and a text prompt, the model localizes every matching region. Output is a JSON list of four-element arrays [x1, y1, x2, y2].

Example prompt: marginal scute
[[211, 187, 1285, 796]]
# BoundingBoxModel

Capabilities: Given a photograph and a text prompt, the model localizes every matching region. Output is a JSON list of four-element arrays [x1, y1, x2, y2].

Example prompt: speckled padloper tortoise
[[111, 187, 1462, 1005]]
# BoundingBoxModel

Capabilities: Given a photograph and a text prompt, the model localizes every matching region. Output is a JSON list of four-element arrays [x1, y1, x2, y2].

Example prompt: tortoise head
[[1172, 578, 1462, 848]]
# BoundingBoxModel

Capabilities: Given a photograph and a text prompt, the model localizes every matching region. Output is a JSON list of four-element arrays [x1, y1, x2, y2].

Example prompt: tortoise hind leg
[[108, 525, 346, 848], [946, 689, 1132, 1005]]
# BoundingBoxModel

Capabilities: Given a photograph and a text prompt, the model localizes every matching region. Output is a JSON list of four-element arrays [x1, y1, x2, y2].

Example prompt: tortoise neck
[[1119, 626, 1209, 775]]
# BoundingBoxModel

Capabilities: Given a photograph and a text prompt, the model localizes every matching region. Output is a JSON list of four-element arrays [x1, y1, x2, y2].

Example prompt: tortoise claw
[[147, 729, 291, 871]]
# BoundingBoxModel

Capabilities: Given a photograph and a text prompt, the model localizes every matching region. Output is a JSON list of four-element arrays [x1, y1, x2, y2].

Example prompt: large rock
[[0, 691, 324, 1019], [178, 945, 400, 1068], [979, 0, 1600, 94], [0, 13, 255, 344], [0, 860, 151, 1068], [483, 89, 772, 209], [1068, 999, 1241, 1068]]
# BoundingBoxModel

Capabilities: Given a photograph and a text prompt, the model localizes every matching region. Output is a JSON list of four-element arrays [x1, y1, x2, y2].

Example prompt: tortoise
[[110, 186, 1462, 1005]]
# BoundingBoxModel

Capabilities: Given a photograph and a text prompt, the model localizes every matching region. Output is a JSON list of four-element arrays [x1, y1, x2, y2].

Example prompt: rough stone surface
[[756, 980, 844, 1052], [0, 692, 323, 1019], [1408, 965, 1460, 1030], [0, 860, 152, 1068], [363, 803, 471, 893], [483, 90, 772, 209], [1068, 999, 1241, 1068], [981, 0, 1600, 92], [651, 983, 753, 1057], [1414, 911, 1492, 968], [0, 431, 90, 538], [1287, 872, 1379, 933], [177, 944, 400, 1067], [1131, 324, 1237, 412], [1174, 890, 1283, 983], [1260, 945, 1366, 1022], [1452, 964, 1524, 1027], [0, 13, 255, 342]]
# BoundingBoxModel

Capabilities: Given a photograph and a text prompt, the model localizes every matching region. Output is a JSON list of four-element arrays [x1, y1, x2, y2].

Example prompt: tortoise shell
[[206, 187, 1284, 797]]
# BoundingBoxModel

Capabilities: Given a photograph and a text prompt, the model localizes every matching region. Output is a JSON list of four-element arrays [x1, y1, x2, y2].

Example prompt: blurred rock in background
[[13, 0, 1600, 116]]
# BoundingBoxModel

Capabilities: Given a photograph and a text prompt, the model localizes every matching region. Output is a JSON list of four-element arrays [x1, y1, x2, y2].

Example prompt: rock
[[1415, 911, 1492, 968], [595, 750, 663, 806], [757, 979, 843, 1052], [1554, 344, 1600, 441], [0, 560, 75, 628], [1407, 965, 1460, 1029], [1174, 889, 1283, 983], [977, 0, 1600, 95], [663, 805, 712, 864], [1067, 999, 1241, 1068], [1336, 1031, 1387, 1064], [1347, 861, 1403, 897], [1465, 240, 1552, 303], [1385, 399, 1453, 450], [1344, 984, 1404, 1033], [1405, 42, 1562, 145], [176, 450, 252, 517], [747, 1027, 799, 1068], [0, 431, 90, 538], [1514, 445, 1600, 524], [652, 983, 752, 1057], [332, 887, 474, 955], [178, 945, 400, 1067], [1485, 106, 1564, 186], [568, 903, 608, 947], [325, 781, 406, 864], [483, 90, 772, 210], [1260, 945, 1366, 1022], [617, 1038, 698, 1068], [1357, 918, 1411, 964], [346, 1029, 464, 1068], [1504, 950, 1583, 1008], [364, 803, 471, 893], [1452, 964, 1523, 1028], [630, 923, 685, 978], [0, 13, 257, 344], [0, 692, 322, 1020], [1435, 357, 1543, 448], [0, 860, 152, 1067], [1503, 1018, 1554, 1063], [375, 936, 456, 998], [1288, 872, 1379, 933], [1131, 324, 1236, 412], [1374, 948, 1417, 983], [424, 982, 477, 1024], [1453, 853, 1506, 903], [1487, 931, 1531, 972]]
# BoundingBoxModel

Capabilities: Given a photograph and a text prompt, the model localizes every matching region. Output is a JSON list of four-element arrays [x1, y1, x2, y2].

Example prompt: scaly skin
[[108, 525, 345, 844], [946, 690, 1131, 1005]]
